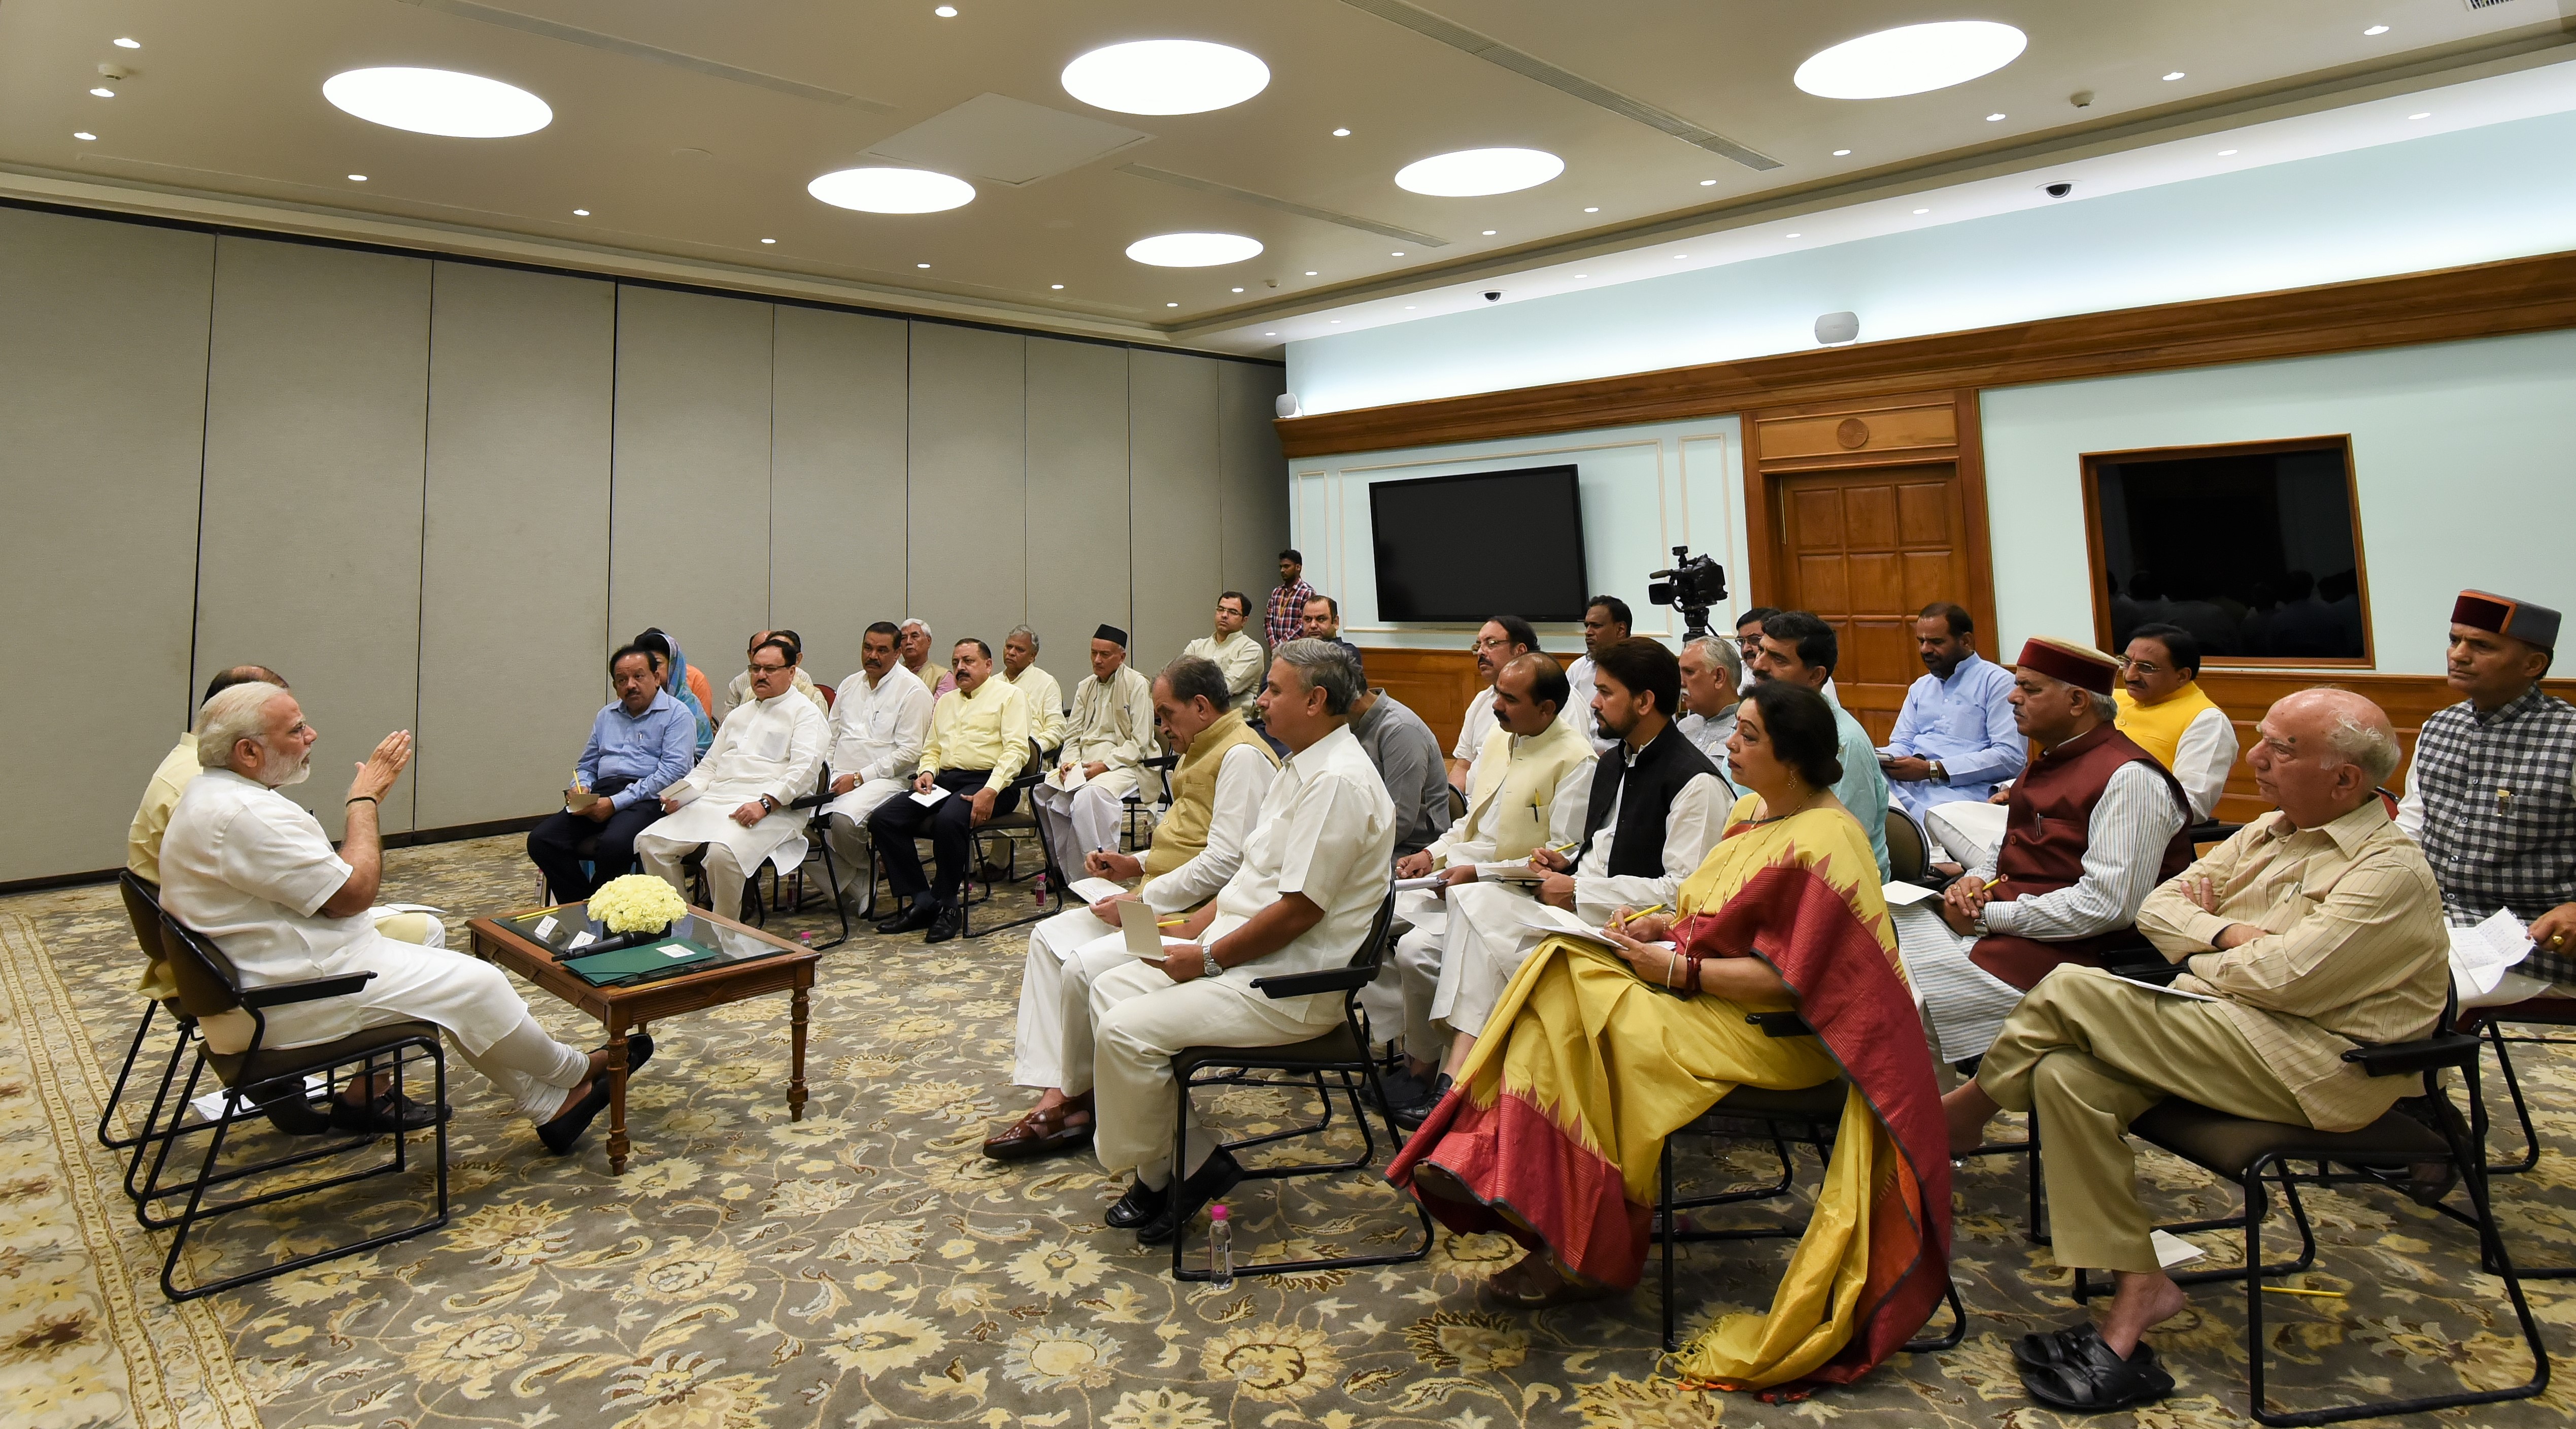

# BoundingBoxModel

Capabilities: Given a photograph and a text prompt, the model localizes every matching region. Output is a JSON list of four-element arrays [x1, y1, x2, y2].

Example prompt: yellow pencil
[[1158, 917, 1189, 927], [1613, 905, 1668, 929], [2260, 1286, 2345, 1298]]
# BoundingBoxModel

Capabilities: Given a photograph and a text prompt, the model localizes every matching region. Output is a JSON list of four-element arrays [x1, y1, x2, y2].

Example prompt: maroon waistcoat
[[1969, 722, 2195, 990]]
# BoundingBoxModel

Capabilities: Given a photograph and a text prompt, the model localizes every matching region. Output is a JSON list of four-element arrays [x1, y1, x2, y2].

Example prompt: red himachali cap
[[2453, 590, 2559, 653], [2014, 637, 2119, 695]]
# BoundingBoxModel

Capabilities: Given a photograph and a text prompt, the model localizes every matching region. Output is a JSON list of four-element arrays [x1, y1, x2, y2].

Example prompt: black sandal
[[2022, 1332, 2175, 1412], [2013, 1321, 2131, 1372]]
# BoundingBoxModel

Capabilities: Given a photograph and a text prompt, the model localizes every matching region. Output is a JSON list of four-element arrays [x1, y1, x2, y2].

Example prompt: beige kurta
[[1183, 630, 1266, 713], [1007, 663, 1067, 753]]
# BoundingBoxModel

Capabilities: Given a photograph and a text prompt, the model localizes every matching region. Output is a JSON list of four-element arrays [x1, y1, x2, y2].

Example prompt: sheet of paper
[[1881, 880, 1940, 907], [533, 915, 561, 940], [2448, 907, 2533, 998], [191, 1073, 325, 1123], [1119, 899, 1167, 957], [377, 903, 445, 915], [2112, 975, 2218, 1002], [1069, 877, 1128, 905], [2151, 1229, 2207, 1268], [566, 930, 598, 950], [909, 785, 951, 808], [1047, 762, 1088, 793], [1392, 875, 1447, 892], [662, 946, 700, 959]]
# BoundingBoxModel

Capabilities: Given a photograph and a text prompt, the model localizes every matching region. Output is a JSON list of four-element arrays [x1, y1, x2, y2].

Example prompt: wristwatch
[[1929, 760, 1948, 783], [759, 793, 779, 813], [1199, 940, 1223, 979]]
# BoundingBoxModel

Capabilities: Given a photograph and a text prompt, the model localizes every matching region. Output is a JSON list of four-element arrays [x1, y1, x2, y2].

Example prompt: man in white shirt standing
[[1675, 634, 1746, 797], [1183, 592, 1266, 714], [637, 635, 830, 921], [1448, 616, 1537, 791], [820, 621, 933, 910], [1031, 624, 1159, 869], [1001, 626, 1067, 760], [1399, 638, 1728, 1123], [1387, 653, 1596, 1114], [1562, 596, 1633, 755], [161, 683, 635, 1152], [1081, 640, 1398, 1245], [985, 655, 1279, 1163]]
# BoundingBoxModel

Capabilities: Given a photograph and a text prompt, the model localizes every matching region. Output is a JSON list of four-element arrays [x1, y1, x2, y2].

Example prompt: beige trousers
[[1978, 966, 2310, 1274], [636, 835, 759, 920], [1088, 957, 1336, 1189]]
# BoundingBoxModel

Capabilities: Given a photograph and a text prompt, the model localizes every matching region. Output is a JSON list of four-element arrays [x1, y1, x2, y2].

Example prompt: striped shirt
[[2138, 799, 2449, 1131]]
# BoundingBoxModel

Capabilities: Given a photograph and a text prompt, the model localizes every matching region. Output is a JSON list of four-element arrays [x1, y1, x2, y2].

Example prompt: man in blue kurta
[[1882, 602, 2026, 822]]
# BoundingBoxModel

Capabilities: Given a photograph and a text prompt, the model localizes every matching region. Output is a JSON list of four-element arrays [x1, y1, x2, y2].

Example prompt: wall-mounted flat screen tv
[[1369, 465, 1589, 623]]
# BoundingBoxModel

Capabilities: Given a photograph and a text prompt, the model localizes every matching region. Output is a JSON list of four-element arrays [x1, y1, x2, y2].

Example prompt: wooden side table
[[468, 905, 819, 1174]]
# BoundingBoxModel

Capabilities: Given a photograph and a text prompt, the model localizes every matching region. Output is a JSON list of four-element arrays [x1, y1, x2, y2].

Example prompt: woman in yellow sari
[[1389, 680, 1951, 1396]]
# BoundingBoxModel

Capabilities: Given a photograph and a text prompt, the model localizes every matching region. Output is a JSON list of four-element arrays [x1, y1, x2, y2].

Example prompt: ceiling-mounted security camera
[[2069, 89, 2093, 109], [1482, 290, 1503, 302], [2045, 182, 2074, 198]]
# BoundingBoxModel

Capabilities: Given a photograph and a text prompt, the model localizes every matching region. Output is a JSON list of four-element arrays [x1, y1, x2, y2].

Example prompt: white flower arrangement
[[588, 874, 687, 934]]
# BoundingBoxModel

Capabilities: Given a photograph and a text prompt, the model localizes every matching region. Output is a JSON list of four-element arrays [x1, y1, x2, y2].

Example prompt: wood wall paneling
[[771, 305, 909, 684], [196, 236, 431, 838], [416, 263, 617, 829], [1024, 336, 1134, 695], [1129, 350, 1223, 668], [1275, 249, 2576, 458], [608, 286, 776, 697], [0, 208, 215, 875], [907, 322, 1030, 658]]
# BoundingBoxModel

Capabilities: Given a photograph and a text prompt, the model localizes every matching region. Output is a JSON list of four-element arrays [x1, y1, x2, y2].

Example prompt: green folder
[[562, 937, 721, 986]]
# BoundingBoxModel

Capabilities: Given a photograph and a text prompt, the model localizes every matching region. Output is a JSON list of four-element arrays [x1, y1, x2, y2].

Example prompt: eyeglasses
[[2115, 657, 2163, 675], [748, 662, 790, 675], [1473, 636, 1512, 650]]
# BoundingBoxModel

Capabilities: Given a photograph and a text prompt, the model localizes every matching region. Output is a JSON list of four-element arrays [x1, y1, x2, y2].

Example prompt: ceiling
[[4, 0, 2569, 356]]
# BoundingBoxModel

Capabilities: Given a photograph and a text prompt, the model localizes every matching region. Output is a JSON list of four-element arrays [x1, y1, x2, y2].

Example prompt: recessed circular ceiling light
[[935, 4, 958, 15], [1405, 305, 1416, 309], [1394, 147, 1562, 196], [1913, 207, 1930, 214], [1833, 148, 1853, 157], [1699, 178, 1717, 186], [809, 166, 975, 213], [1304, 271, 1317, 276], [1166, 302, 1179, 308], [2409, 111, 2431, 120], [324, 67, 551, 137], [2363, 25, 2390, 36], [760, 237, 776, 244], [1231, 286, 1244, 292], [2216, 149, 2237, 157], [1583, 206, 1599, 213], [1051, 283, 1065, 289], [2162, 71, 2186, 81], [1329, 320, 1341, 324], [1265, 331, 1275, 336], [1127, 232, 1263, 267], [1332, 127, 1351, 137], [347, 173, 368, 181], [573, 207, 590, 215], [1986, 112, 2006, 121], [917, 262, 932, 269], [89, 87, 115, 97], [73, 131, 96, 140], [1062, 40, 1268, 115], [1794, 22, 2025, 99], [114, 37, 141, 49], [1481, 229, 1496, 236], [1573, 273, 1586, 278], [1786, 231, 1801, 238], [1391, 250, 1405, 257]]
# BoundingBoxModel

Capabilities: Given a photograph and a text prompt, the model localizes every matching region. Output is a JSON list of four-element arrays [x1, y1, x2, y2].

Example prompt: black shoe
[[536, 1034, 653, 1156], [2389, 1093, 2464, 1206], [2013, 1322, 2123, 1372], [622, 1032, 656, 1077], [328, 1088, 447, 1134], [1138, 1146, 1244, 1246], [2021, 1332, 2175, 1412], [1363, 1065, 1426, 1114], [245, 1077, 333, 1136], [1390, 1073, 1452, 1133], [925, 903, 965, 944], [1104, 1177, 1166, 1229], [875, 899, 937, 935]]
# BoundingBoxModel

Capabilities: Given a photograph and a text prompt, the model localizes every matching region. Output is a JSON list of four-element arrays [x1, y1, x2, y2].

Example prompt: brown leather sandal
[[981, 1100, 1094, 1162]]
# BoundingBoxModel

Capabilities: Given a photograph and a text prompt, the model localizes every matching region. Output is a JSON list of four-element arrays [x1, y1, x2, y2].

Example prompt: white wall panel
[[907, 322, 1028, 659], [1024, 338, 1131, 694], [416, 263, 616, 829], [1219, 361, 1291, 631], [609, 286, 774, 703], [771, 305, 908, 686], [0, 209, 214, 878], [1128, 351, 1222, 669], [195, 237, 430, 838]]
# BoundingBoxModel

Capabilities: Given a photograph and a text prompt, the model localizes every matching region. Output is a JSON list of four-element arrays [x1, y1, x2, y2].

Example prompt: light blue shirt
[[1825, 689, 1892, 881], [573, 689, 698, 810], [1881, 652, 2024, 820]]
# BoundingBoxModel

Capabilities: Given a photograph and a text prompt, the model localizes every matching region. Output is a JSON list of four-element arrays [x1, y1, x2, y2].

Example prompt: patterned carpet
[[3, 832, 2571, 1428]]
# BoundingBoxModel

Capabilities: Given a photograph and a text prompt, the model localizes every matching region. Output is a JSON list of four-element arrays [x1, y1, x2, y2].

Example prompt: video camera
[[1647, 545, 1729, 641]]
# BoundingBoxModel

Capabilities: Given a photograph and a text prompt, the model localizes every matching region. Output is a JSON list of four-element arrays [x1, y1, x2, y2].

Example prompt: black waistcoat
[[1579, 721, 1722, 879]]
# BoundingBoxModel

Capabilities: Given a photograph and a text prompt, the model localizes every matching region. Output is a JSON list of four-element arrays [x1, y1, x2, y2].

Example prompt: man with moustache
[[817, 621, 934, 909], [1449, 616, 1538, 791], [1030, 624, 1160, 866], [637, 635, 831, 922], [1881, 603, 2024, 823]]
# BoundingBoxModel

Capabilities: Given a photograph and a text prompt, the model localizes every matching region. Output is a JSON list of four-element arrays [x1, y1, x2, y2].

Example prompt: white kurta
[[822, 667, 933, 826], [2168, 705, 2241, 821], [1564, 654, 1615, 753], [1451, 686, 1499, 764], [1008, 664, 1067, 754], [1183, 630, 1267, 713], [1012, 743, 1277, 1088], [639, 688, 830, 878], [160, 770, 529, 1053]]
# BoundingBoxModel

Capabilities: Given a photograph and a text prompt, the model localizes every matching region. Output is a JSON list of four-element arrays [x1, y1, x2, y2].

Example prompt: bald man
[[1948, 689, 2444, 1411]]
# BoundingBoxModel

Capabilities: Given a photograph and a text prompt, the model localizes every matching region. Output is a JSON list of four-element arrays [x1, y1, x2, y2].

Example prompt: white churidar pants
[[1013, 906, 1138, 1089], [1032, 778, 1131, 862], [1925, 801, 2009, 869], [1889, 901, 2029, 1063], [1089, 958, 1337, 1189], [820, 779, 908, 900], [636, 799, 811, 921]]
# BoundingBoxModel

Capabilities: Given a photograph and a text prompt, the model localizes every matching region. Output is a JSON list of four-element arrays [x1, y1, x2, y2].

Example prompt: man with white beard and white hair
[[160, 682, 643, 1151], [637, 634, 830, 920]]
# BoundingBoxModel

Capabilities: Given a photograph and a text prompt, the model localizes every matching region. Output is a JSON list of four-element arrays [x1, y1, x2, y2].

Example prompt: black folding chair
[[1167, 891, 1434, 1281], [2069, 1001, 2548, 1424], [101, 874, 202, 1158], [1121, 752, 1179, 854], [1654, 1009, 1965, 1353], [144, 914, 450, 1301]]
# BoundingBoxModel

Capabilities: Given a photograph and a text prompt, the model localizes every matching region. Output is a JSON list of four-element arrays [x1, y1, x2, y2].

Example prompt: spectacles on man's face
[[2116, 657, 2163, 675], [1474, 635, 1511, 651], [749, 661, 790, 676]]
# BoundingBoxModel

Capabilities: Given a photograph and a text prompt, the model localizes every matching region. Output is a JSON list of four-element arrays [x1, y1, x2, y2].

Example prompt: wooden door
[[1775, 463, 1974, 742]]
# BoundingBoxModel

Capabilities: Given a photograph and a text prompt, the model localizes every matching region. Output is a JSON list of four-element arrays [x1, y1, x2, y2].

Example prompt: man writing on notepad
[[1942, 688, 2446, 1413], [984, 655, 1278, 1163]]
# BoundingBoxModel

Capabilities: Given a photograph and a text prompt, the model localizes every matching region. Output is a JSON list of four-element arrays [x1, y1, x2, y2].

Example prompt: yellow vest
[[2114, 680, 2222, 773], [1442, 716, 1597, 867], [1141, 709, 1279, 880]]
